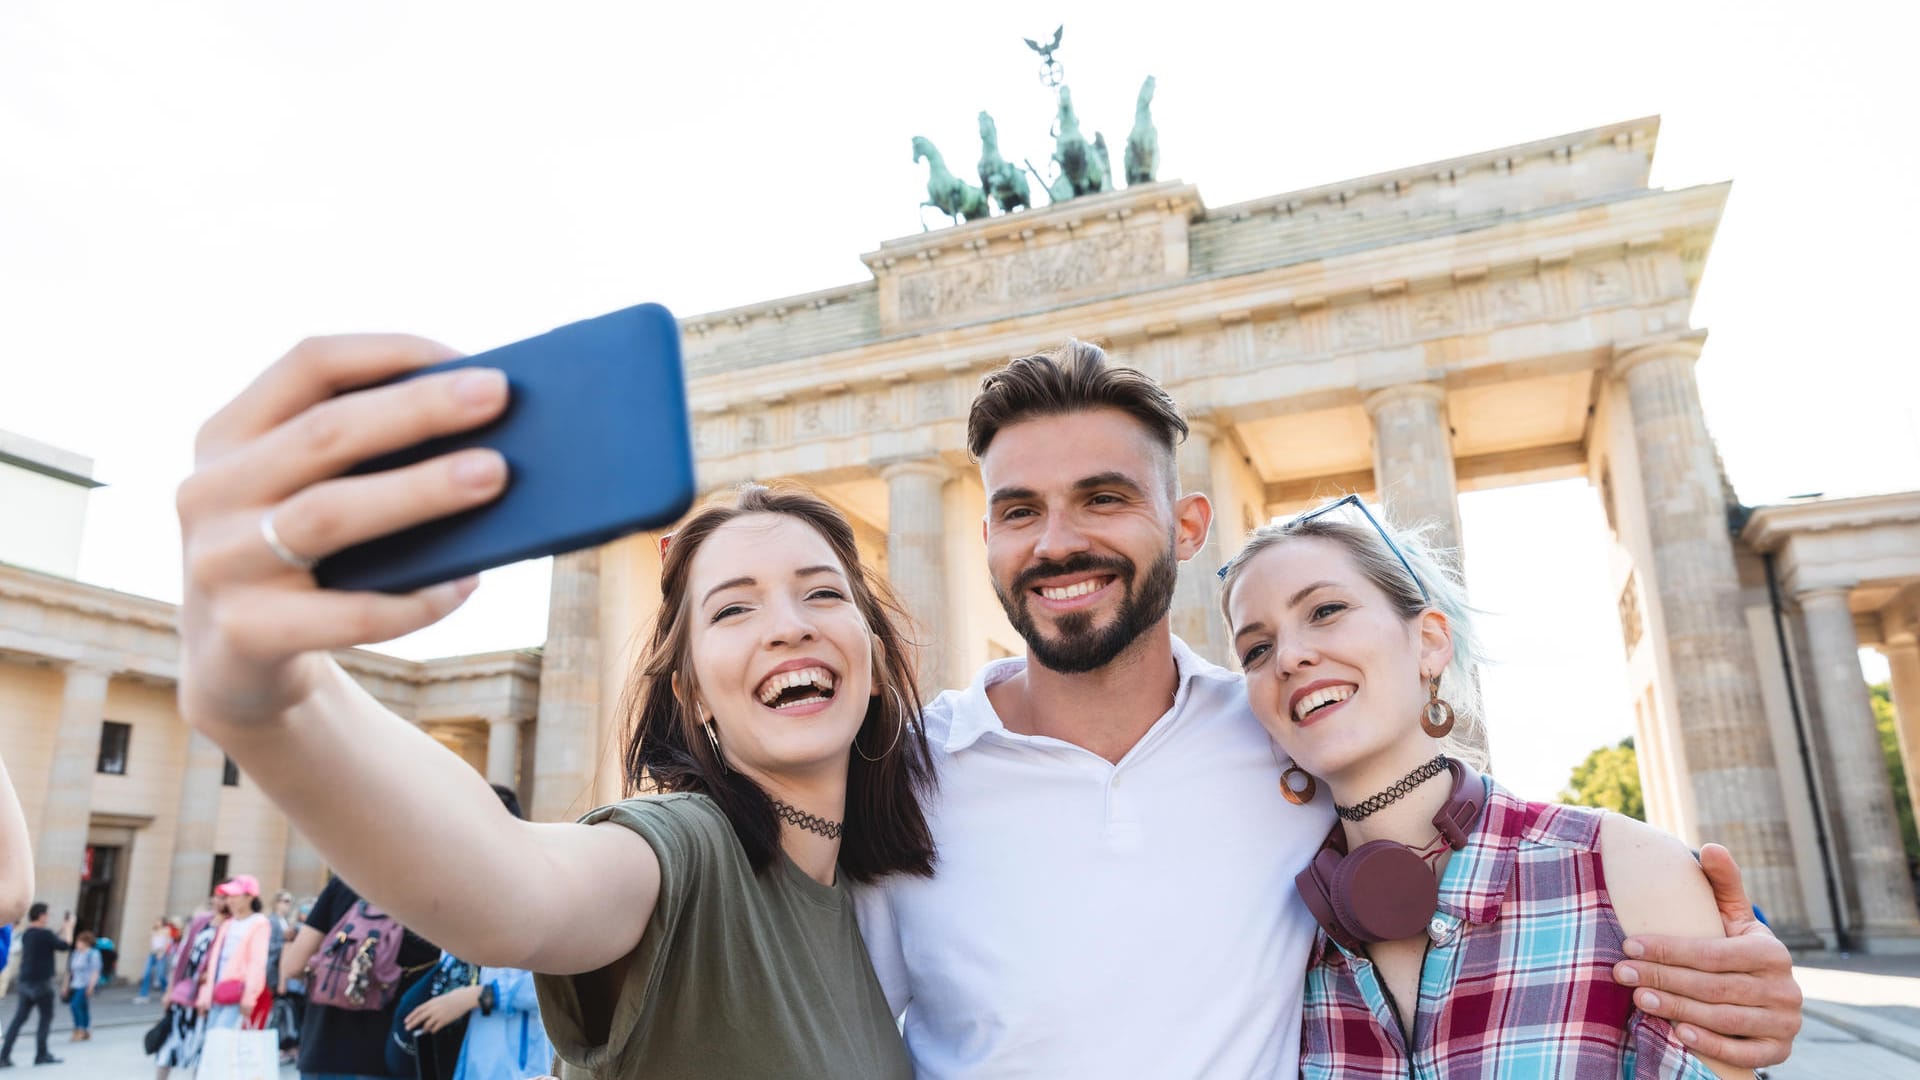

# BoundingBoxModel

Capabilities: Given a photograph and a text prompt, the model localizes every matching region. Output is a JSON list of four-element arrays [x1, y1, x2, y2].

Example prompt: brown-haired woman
[[173, 334, 934, 1078]]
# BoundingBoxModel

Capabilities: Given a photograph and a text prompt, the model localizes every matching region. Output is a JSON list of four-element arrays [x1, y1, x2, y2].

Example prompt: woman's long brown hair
[[620, 484, 937, 883]]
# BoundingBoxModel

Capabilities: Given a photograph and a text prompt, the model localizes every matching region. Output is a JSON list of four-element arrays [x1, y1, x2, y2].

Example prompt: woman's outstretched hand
[[176, 334, 510, 731]]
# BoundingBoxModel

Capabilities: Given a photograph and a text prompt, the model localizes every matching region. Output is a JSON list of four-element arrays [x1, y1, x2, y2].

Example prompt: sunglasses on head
[[1217, 494, 1430, 606]]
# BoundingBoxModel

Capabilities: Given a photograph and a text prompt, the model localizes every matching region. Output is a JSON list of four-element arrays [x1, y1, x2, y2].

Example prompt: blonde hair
[[1217, 501, 1487, 769]]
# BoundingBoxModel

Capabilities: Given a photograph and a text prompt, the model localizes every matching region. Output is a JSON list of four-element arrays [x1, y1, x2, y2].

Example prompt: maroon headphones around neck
[[1295, 757, 1485, 953]]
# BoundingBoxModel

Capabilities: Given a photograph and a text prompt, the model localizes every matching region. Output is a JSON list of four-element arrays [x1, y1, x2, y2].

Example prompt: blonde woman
[[1219, 496, 1754, 1079]]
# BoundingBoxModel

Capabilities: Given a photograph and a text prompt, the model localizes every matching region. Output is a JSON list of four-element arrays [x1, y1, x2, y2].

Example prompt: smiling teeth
[[1293, 685, 1354, 722], [756, 667, 836, 705], [1040, 579, 1104, 600]]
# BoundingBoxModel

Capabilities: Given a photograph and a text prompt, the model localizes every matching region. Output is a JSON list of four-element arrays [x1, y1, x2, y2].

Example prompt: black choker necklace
[[771, 799, 844, 840], [1336, 755, 1450, 822]]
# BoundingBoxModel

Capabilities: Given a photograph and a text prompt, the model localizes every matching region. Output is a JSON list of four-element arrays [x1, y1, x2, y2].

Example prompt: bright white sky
[[3, 1, 1913, 801]]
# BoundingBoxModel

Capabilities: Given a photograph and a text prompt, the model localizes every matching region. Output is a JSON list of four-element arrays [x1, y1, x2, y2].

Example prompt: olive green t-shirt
[[534, 793, 913, 1079]]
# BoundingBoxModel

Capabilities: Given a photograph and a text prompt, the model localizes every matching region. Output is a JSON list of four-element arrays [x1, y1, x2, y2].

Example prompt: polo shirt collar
[[940, 635, 1240, 754]]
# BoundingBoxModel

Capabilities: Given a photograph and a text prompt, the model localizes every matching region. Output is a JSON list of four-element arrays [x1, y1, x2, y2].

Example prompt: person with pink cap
[[197, 876, 272, 1032]]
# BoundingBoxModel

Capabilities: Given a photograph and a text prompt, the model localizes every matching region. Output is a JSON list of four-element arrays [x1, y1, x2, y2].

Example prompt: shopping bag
[[194, 1027, 279, 1080]]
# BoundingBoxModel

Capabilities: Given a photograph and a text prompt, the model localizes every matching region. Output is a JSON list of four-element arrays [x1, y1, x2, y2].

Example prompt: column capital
[[61, 657, 117, 680], [1881, 635, 1920, 658], [879, 457, 957, 484], [1796, 584, 1858, 609], [1612, 332, 1707, 378], [1361, 380, 1448, 416]]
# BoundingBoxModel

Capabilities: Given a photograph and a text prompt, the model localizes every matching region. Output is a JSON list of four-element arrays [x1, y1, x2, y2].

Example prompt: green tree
[[1871, 682, 1920, 868], [1560, 736, 1645, 820]]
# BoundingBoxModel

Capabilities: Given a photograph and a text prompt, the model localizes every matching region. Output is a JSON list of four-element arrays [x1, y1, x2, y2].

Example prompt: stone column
[[486, 717, 525, 788], [1613, 341, 1812, 941], [1362, 384, 1488, 764], [1799, 590, 1920, 943], [1882, 637, 1920, 852], [166, 729, 226, 918], [280, 828, 327, 900], [882, 460, 954, 693], [532, 548, 602, 823], [1171, 418, 1230, 665], [33, 664, 111, 918], [1363, 381, 1463, 555]]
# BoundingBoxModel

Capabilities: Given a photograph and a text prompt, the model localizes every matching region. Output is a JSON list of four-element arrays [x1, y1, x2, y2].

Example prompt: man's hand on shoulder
[[1611, 843, 1800, 1069]]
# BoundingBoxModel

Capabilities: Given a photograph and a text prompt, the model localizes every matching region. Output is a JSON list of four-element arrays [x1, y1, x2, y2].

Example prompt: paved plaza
[[2, 954, 1915, 1078]]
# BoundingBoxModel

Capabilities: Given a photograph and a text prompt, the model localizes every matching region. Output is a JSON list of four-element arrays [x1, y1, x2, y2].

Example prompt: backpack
[[306, 900, 407, 1011]]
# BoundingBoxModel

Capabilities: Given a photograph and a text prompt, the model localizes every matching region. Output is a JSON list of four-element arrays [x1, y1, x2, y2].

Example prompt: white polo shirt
[[855, 636, 1332, 1079]]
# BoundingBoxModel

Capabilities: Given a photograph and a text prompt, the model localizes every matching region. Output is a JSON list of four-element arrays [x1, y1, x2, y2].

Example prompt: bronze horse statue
[[1051, 86, 1110, 197], [977, 112, 1030, 214], [913, 135, 990, 226], [1125, 75, 1158, 186]]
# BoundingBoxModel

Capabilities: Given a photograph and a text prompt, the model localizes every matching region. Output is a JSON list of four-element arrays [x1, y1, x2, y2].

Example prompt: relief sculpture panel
[[895, 227, 1169, 324]]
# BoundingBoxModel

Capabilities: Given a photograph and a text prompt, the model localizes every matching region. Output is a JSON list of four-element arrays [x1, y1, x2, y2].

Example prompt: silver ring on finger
[[259, 508, 318, 572]]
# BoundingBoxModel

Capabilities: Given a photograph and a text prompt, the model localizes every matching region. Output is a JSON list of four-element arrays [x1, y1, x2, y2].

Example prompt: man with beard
[[853, 340, 1803, 1077]]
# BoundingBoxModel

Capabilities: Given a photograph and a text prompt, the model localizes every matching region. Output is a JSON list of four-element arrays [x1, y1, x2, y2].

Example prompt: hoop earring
[[1421, 675, 1456, 738], [701, 717, 729, 773], [1280, 764, 1318, 806]]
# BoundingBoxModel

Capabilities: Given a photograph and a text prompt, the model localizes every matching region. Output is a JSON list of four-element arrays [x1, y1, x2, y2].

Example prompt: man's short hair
[[967, 340, 1189, 463], [27, 901, 47, 923]]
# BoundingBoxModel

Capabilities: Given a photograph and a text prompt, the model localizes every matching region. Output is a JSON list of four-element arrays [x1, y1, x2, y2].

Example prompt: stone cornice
[[1205, 116, 1660, 224], [680, 278, 874, 338], [417, 649, 545, 683], [686, 182, 1727, 414], [0, 561, 178, 631], [0, 562, 541, 698], [1741, 491, 1920, 552]]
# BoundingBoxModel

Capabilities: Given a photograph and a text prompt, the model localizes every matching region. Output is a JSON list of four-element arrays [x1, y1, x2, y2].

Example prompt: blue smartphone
[[313, 303, 696, 594]]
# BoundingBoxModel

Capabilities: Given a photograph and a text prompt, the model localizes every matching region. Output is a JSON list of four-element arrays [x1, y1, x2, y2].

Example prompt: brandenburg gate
[[529, 117, 1920, 952]]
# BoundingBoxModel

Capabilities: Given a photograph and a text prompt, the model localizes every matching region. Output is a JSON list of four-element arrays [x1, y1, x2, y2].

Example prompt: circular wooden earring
[[1421, 675, 1456, 738], [1279, 764, 1317, 806]]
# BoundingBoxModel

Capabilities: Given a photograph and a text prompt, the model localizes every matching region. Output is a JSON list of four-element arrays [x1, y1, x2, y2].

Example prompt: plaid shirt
[[1300, 779, 1718, 1079]]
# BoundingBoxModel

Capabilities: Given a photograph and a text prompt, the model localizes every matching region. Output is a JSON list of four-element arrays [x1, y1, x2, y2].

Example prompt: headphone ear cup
[[1330, 842, 1440, 944], [1296, 848, 1361, 953]]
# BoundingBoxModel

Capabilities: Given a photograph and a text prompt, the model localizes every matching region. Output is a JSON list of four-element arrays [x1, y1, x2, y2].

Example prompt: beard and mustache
[[992, 537, 1180, 674]]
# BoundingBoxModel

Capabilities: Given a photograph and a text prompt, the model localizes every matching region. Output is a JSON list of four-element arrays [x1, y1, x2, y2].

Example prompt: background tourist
[[196, 875, 271, 1030], [154, 892, 225, 1077], [0, 903, 72, 1067], [135, 916, 173, 1003], [281, 873, 440, 1080], [63, 929, 100, 1042]]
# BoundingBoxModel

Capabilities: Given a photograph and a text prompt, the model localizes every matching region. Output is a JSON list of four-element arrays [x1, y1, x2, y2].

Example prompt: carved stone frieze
[[895, 226, 1170, 324], [694, 245, 1687, 472], [861, 183, 1202, 331]]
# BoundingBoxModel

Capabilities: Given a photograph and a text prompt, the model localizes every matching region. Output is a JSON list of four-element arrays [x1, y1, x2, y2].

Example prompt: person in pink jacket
[[196, 875, 271, 1029]]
